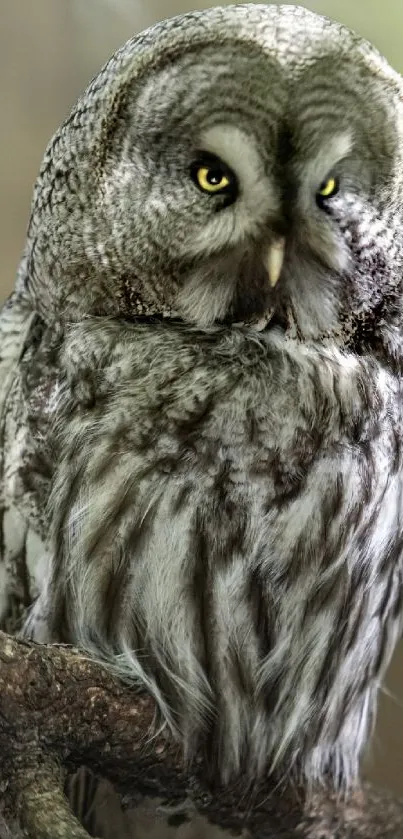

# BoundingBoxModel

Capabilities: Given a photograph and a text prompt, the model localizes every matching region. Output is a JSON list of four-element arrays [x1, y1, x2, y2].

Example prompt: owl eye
[[196, 166, 230, 192], [190, 153, 238, 202], [316, 175, 339, 207]]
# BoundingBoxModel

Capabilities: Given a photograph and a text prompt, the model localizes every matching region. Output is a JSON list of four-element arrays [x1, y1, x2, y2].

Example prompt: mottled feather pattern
[[2, 2, 403, 794], [18, 315, 403, 785]]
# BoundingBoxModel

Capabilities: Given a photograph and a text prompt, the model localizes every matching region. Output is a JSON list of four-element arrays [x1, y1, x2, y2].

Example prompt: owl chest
[[127, 365, 402, 584]]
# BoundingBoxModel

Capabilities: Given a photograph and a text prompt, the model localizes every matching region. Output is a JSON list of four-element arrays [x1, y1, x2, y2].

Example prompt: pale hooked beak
[[265, 238, 285, 289]]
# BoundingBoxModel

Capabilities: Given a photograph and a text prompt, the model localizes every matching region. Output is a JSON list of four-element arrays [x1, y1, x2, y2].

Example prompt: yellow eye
[[196, 166, 231, 193], [190, 155, 238, 204], [317, 176, 338, 199]]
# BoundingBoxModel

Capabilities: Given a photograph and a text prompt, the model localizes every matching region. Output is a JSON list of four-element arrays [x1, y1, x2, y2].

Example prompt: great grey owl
[[1, 3, 403, 791]]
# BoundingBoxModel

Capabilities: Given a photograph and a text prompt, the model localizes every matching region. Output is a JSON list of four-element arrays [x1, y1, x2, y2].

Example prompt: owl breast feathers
[[1, 3, 403, 791]]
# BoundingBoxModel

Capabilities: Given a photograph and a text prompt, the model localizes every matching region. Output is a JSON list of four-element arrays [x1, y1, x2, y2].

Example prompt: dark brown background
[[1, 0, 402, 798]]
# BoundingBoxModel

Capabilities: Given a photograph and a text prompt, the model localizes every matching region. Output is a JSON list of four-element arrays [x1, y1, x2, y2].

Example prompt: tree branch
[[0, 630, 402, 839]]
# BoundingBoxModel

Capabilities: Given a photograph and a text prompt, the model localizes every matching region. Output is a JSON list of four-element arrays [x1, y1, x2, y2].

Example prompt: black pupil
[[208, 168, 224, 185], [190, 155, 238, 204]]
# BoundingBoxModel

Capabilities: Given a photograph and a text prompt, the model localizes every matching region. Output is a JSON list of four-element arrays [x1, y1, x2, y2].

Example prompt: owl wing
[[0, 290, 51, 635]]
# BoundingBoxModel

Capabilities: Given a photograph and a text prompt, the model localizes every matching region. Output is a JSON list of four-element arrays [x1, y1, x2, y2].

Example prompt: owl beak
[[266, 238, 285, 288]]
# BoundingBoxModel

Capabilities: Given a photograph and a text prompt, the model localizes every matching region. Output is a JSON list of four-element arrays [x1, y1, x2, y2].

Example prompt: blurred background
[[1, 0, 403, 797]]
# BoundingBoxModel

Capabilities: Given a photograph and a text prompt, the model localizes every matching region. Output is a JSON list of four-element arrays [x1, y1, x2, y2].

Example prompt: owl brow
[[309, 132, 354, 183], [191, 149, 230, 166]]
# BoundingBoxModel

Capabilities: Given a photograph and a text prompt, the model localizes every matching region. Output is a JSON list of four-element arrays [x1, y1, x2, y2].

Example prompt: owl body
[[2, 3, 403, 789]]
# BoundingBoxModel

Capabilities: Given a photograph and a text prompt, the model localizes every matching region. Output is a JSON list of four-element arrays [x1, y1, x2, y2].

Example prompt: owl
[[1, 3, 403, 792]]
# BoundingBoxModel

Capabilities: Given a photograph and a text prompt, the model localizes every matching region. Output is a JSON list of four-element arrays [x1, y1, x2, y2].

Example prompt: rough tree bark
[[0, 630, 403, 839]]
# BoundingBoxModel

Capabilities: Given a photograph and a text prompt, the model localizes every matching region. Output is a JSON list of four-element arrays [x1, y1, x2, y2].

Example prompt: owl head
[[21, 4, 403, 361]]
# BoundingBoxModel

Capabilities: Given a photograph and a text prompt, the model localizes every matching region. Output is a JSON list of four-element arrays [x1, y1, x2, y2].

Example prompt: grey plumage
[[2, 3, 403, 791]]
